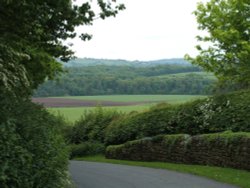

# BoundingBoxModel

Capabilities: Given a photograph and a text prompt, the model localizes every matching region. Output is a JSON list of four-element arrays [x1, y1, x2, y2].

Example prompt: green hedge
[[0, 100, 69, 188], [174, 90, 250, 134], [104, 105, 178, 145], [67, 107, 122, 144], [69, 142, 105, 159], [106, 132, 250, 171], [105, 90, 250, 145]]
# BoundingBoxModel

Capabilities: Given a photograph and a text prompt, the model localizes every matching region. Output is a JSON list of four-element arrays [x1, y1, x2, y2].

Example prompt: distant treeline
[[64, 58, 190, 67], [34, 64, 216, 96]]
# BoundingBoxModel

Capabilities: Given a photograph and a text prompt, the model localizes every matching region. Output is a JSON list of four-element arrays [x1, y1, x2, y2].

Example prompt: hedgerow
[[105, 90, 250, 145], [68, 142, 105, 159], [0, 99, 70, 188], [104, 104, 178, 145], [106, 132, 250, 170], [66, 107, 123, 144]]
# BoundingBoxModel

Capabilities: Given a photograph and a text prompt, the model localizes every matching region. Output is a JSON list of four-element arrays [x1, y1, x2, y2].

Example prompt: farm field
[[44, 95, 207, 122], [54, 95, 207, 103]]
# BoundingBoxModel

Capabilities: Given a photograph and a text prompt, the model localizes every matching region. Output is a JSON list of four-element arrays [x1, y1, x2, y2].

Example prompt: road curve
[[69, 161, 237, 188]]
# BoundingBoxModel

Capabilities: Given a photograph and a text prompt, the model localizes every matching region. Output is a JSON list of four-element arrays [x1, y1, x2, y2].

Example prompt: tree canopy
[[0, 1, 125, 187], [34, 64, 214, 96], [0, 0, 125, 94], [186, 0, 250, 88]]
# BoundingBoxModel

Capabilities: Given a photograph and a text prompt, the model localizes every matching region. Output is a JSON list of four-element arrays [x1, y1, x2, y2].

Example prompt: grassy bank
[[76, 155, 250, 188]]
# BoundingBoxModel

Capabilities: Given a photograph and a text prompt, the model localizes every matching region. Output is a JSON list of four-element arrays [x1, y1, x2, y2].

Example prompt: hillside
[[34, 59, 216, 97], [64, 58, 190, 67]]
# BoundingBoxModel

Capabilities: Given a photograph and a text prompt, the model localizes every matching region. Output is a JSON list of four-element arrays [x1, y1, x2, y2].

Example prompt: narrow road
[[69, 161, 237, 188]]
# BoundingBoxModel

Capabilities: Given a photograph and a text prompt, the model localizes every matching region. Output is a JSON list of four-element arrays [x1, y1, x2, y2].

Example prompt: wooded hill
[[64, 58, 190, 67], [34, 58, 216, 96]]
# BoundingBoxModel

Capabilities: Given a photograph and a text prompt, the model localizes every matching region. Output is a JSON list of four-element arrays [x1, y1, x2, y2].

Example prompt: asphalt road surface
[[69, 161, 237, 188]]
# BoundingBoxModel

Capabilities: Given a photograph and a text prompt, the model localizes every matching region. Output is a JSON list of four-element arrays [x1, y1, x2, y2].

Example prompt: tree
[[0, 1, 125, 187], [185, 0, 250, 88], [0, 0, 125, 92], [0, 43, 31, 98]]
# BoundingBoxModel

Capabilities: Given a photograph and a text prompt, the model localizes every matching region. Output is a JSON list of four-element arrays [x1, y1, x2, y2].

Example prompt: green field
[[55, 94, 207, 103], [49, 95, 207, 122]]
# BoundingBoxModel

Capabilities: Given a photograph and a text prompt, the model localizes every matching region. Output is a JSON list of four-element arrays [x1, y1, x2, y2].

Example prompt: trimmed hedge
[[105, 90, 250, 145], [69, 142, 105, 159], [106, 132, 250, 171], [105, 105, 178, 145], [67, 107, 122, 144]]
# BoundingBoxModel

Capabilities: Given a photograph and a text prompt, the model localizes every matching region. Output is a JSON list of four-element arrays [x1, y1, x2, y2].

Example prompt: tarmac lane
[[69, 161, 238, 188]]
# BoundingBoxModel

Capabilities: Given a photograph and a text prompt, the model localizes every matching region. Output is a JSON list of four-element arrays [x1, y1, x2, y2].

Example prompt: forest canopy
[[34, 59, 216, 96]]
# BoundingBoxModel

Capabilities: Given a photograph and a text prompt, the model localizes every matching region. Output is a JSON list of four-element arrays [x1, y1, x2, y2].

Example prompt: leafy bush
[[105, 105, 178, 145], [0, 99, 69, 188], [174, 90, 250, 134], [68, 107, 122, 144], [0, 121, 33, 188], [69, 142, 105, 159], [106, 132, 250, 170], [105, 90, 250, 145]]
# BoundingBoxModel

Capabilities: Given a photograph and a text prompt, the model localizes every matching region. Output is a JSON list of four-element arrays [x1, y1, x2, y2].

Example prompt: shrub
[[0, 121, 33, 188], [105, 105, 178, 145], [106, 132, 250, 170], [69, 107, 122, 144], [174, 90, 250, 134], [0, 99, 69, 188], [69, 142, 105, 159], [105, 90, 250, 145]]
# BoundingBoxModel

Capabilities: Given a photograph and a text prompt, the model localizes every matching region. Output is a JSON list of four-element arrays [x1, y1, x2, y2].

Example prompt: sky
[[70, 0, 208, 61]]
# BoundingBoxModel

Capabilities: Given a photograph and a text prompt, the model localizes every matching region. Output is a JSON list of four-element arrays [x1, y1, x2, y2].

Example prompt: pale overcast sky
[[71, 0, 208, 61]]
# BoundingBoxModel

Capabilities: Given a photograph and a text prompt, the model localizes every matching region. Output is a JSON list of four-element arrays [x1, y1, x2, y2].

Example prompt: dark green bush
[[68, 107, 122, 144], [106, 134, 189, 162], [0, 99, 69, 188], [106, 132, 250, 170], [0, 121, 33, 188], [105, 105, 178, 145], [174, 90, 250, 134], [69, 142, 105, 159], [105, 90, 250, 145]]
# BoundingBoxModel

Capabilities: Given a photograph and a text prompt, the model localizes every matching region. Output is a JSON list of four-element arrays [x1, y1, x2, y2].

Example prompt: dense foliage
[[64, 108, 122, 157], [105, 90, 250, 145], [0, 0, 124, 89], [66, 107, 123, 144], [69, 142, 105, 159], [0, 100, 69, 188], [104, 105, 179, 146], [106, 132, 250, 170], [186, 0, 250, 88], [1, 0, 124, 187], [0, 44, 31, 98], [34, 64, 215, 96]]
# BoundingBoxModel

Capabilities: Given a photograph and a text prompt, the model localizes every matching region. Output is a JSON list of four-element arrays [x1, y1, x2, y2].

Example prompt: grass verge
[[75, 155, 250, 188]]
